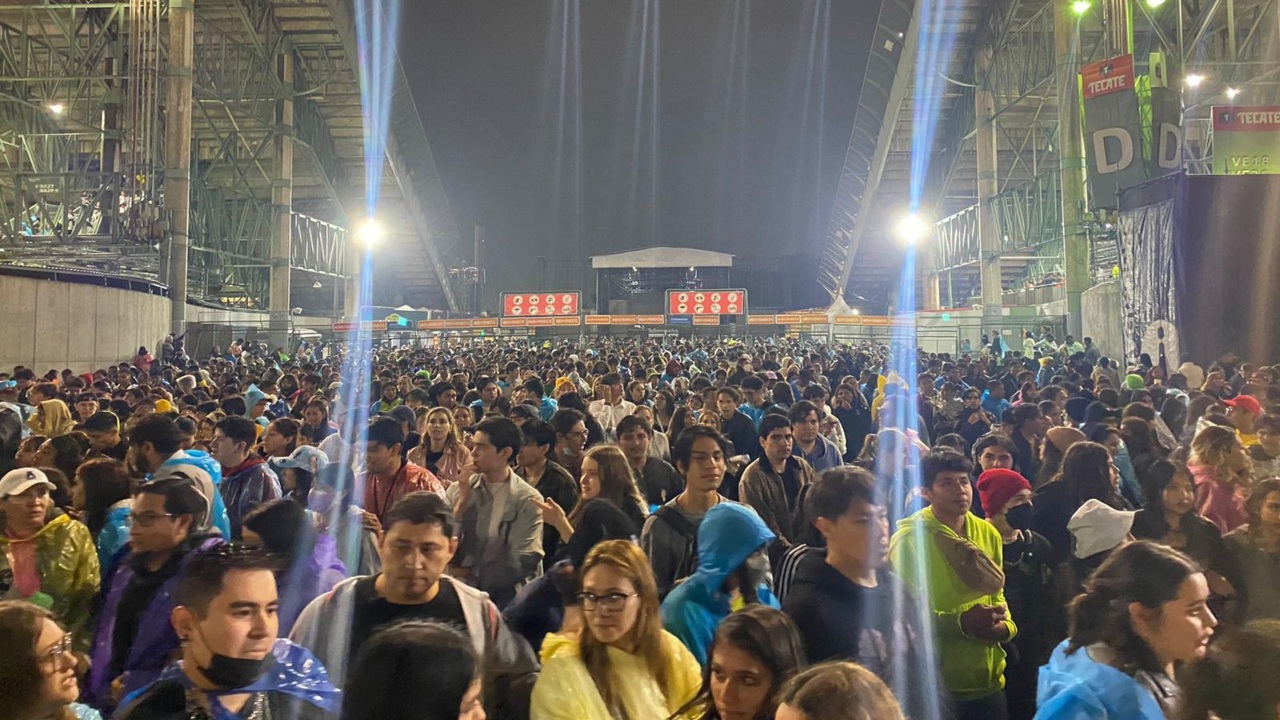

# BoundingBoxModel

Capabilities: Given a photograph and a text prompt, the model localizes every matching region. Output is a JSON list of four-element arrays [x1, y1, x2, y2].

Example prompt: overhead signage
[[748, 314, 776, 325], [472, 317, 499, 329], [1212, 105, 1280, 175], [637, 314, 666, 325], [775, 313, 803, 324], [332, 321, 387, 333], [501, 292, 581, 317], [693, 315, 721, 326], [585, 315, 611, 326], [1081, 54, 1145, 209], [801, 313, 828, 324], [666, 289, 746, 316]]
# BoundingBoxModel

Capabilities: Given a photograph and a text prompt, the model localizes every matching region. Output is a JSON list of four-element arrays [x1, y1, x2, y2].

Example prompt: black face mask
[[1004, 503, 1035, 531], [194, 627, 276, 690]]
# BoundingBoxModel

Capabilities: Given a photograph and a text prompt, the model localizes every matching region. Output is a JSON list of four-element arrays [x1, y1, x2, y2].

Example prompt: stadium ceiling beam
[[817, 0, 920, 304], [322, 0, 460, 313]]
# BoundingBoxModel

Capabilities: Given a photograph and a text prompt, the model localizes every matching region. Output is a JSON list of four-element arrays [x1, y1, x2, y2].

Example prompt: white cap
[[0, 468, 55, 498], [1068, 499, 1136, 559]]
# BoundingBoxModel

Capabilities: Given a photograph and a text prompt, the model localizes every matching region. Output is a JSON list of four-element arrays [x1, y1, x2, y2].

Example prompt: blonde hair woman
[[407, 406, 473, 485], [1189, 424, 1253, 534], [530, 540, 701, 719], [536, 445, 649, 541]]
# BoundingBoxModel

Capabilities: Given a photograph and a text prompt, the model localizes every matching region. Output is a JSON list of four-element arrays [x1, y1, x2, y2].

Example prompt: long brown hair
[[568, 445, 647, 526], [420, 406, 461, 452], [579, 540, 670, 715], [0, 601, 77, 720], [1190, 424, 1251, 488]]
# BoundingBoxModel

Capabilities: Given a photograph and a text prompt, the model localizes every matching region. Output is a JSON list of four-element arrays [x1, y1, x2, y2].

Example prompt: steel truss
[[0, 0, 353, 314]]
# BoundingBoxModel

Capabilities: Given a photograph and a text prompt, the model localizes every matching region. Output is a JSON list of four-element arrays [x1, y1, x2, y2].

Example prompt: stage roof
[[590, 247, 734, 270]]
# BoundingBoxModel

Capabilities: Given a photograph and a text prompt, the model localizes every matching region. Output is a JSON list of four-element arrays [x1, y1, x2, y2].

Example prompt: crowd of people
[[1, 330, 1280, 719]]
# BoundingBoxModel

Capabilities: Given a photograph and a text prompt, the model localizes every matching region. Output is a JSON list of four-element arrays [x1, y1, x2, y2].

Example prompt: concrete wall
[[0, 275, 170, 373], [1082, 281, 1125, 361], [0, 275, 337, 373]]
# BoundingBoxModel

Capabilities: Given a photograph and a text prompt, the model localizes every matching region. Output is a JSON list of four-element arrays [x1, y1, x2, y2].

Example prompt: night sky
[[399, 0, 880, 310]]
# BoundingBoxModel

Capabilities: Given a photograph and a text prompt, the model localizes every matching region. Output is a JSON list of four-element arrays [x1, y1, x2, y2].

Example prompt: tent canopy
[[591, 246, 734, 270]]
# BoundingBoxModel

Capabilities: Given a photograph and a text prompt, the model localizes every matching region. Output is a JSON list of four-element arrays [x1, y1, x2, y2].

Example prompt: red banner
[[1081, 54, 1134, 100], [332, 321, 387, 333], [666, 289, 746, 316], [502, 292, 581, 317], [1213, 105, 1280, 132]]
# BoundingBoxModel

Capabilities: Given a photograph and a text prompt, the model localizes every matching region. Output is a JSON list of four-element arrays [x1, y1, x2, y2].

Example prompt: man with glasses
[[87, 477, 224, 709], [293, 492, 538, 713], [447, 416, 545, 608], [788, 400, 844, 473], [549, 408, 589, 480], [0, 468, 99, 648]]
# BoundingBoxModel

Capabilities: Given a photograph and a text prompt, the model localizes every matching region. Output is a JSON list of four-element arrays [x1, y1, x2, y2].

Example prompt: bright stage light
[[1146, 0, 1167, 8], [1071, 0, 1092, 15], [357, 219, 383, 247], [47, 103, 64, 115], [895, 213, 930, 246], [1186, 73, 1206, 88], [1226, 87, 1240, 99]]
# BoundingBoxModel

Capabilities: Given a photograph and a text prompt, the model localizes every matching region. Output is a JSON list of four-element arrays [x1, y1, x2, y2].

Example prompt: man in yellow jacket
[[0, 468, 100, 649], [890, 448, 1015, 720]]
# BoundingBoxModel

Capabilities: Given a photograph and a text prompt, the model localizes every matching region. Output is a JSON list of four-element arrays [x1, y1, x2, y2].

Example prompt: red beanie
[[976, 468, 1032, 518]]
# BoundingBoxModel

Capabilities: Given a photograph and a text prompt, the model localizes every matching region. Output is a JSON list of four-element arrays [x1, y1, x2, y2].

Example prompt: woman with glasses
[[0, 600, 101, 720], [530, 539, 701, 719]]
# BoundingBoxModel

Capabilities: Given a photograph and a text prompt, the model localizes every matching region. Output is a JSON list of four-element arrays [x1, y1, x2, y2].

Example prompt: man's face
[[793, 411, 820, 443], [381, 385, 398, 401], [557, 422, 588, 457], [1, 485, 49, 531], [1259, 426, 1280, 456], [817, 498, 889, 569], [963, 392, 982, 409], [363, 441, 399, 476], [176, 569, 279, 683], [835, 388, 853, 408], [129, 492, 191, 554], [617, 429, 650, 462], [1230, 406, 1258, 431], [978, 444, 1015, 472], [607, 382, 623, 403], [470, 431, 511, 474], [481, 384, 499, 403], [85, 429, 119, 452], [516, 441, 548, 469], [923, 470, 973, 519], [209, 430, 247, 468], [438, 388, 458, 409], [678, 436, 726, 493], [716, 394, 738, 419], [743, 388, 761, 407], [761, 426, 794, 465], [75, 399, 98, 419], [378, 521, 457, 601]]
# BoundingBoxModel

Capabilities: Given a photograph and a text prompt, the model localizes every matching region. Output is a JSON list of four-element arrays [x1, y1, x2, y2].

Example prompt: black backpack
[[655, 504, 700, 578]]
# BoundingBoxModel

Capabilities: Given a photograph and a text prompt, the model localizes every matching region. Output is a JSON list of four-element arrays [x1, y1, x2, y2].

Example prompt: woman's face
[[580, 457, 601, 501], [303, 406, 324, 427], [1161, 474, 1197, 518], [34, 618, 80, 710], [15, 440, 40, 468], [70, 472, 87, 510], [453, 406, 473, 429], [710, 642, 775, 720], [426, 412, 452, 441], [280, 468, 299, 493], [581, 564, 641, 649], [1138, 572, 1216, 667], [262, 428, 290, 457], [36, 440, 58, 468], [1259, 491, 1280, 530]]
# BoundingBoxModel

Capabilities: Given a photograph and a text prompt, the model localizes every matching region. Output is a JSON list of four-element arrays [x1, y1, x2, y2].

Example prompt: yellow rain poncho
[[28, 399, 76, 437], [530, 630, 702, 720], [0, 513, 100, 649]]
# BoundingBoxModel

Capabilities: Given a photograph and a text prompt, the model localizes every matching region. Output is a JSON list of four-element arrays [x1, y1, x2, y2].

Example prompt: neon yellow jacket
[[530, 629, 702, 720], [889, 506, 1016, 701], [0, 513, 101, 649]]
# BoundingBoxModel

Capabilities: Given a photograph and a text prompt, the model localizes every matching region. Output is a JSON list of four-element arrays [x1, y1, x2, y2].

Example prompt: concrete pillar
[[164, 0, 194, 334], [269, 51, 295, 351], [1055, 0, 1091, 337], [976, 45, 1004, 329]]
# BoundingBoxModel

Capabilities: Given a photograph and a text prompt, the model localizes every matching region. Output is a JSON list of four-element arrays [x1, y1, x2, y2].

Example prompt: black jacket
[[115, 681, 337, 720], [781, 550, 947, 720]]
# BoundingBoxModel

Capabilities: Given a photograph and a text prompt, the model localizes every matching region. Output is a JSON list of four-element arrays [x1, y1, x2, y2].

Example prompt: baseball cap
[[0, 380, 16, 390], [1225, 395, 1264, 417], [0, 468, 55, 498], [269, 445, 330, 473], [1068, 499, 1136, 559]]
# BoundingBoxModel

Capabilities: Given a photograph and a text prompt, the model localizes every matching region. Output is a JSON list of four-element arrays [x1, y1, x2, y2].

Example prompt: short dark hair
[[83, 411, 121, 434], [135, 476, 209, 528], [920, 448, 973, 489], [128, 414, 182, 454], [672, 425, 731, 472], [242, 498, 311, 559], [758, 414, 792, 440], [717, 386, 742, 403], [475, 416, 522, 460], [972, 433, 1017, 459], [806, 467, 881, 526], [522, 377, 545, 398], [384, 491, 457, 536], [509, 403, 540, 422], [366, 416, 404, 449], [174, 416, 198, 436], [1257, 414, 1280, 433], [600, 372, 622, 387], [549, 408, 586, 437], [214, 415, 258, 449], [741, 376, 764, 392], [787, 400, 822, 424], [176, 545, 281, 616], [520, 419, 557, 451], [615, 414, 651, 438]]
